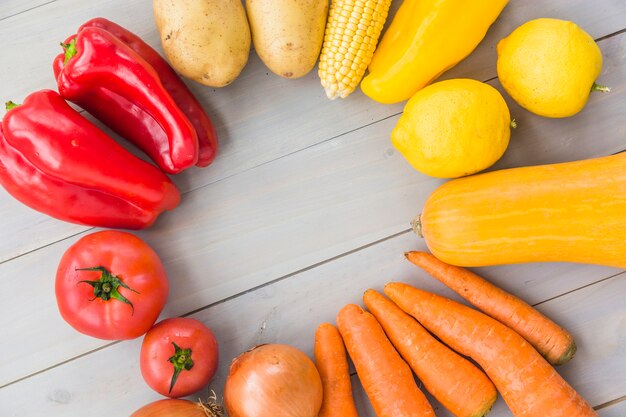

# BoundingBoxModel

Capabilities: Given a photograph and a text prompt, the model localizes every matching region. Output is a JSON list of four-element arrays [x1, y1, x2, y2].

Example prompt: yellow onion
[[130, 398, 223, 417], [224, 344, 323, 417]]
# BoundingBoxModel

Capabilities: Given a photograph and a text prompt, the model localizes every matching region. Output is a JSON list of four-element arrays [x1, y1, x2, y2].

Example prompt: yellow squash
[[413, 152, 626, 268], [361, 0, 508, 104]]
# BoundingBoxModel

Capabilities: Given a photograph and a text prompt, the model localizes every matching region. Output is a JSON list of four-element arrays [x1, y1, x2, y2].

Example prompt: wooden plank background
[[0, 0, 624, 416]]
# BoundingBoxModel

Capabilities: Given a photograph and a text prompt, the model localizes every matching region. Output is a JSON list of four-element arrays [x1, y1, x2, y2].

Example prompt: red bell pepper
[[53, 19, 217, 174], [0, 90, 180, 229], [76, 18, 218, 167]]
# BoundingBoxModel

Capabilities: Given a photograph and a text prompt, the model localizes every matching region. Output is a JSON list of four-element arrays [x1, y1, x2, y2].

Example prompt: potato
[[246, 0, 328, 78], [153, 0, 251, 87]]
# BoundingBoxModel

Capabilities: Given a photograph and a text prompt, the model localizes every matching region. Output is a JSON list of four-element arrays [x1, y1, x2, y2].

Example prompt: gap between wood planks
[[596, 395, 626, 411], [0, 3, 624, 393], [2, 219, 624, 391], [0, 0, 56, 21], [1, 25, 625, 268]]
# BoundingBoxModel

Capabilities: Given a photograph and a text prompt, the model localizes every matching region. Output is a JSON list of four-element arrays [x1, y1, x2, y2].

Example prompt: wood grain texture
[[0, 239, 623, 416], [0, 30, 625, 387], [0, 0, 53, 20], [0, 0, 624, 415], [1, 0, 625, 262], [1, 230, 622, 388]]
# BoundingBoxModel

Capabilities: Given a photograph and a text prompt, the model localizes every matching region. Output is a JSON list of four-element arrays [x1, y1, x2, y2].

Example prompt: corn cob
[[318, 0, 392, 100]]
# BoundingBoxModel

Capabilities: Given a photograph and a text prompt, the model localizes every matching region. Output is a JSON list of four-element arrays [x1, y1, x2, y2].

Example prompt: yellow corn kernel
[[318, 0, 392, 99]]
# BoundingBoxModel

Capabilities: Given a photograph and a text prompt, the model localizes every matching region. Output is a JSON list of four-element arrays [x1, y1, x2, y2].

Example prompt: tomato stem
[[168, 342, 194, 393], [76, 266, 139, 315]]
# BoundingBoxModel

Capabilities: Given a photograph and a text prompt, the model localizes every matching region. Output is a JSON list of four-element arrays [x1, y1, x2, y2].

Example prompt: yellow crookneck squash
[[413, 152, 626, 269], [361, 0, 508, 104]]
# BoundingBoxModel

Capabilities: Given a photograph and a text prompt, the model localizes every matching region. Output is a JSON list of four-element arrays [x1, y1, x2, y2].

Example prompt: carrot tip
[[469, 397, 497, 417], [554, 341, 577, 366]]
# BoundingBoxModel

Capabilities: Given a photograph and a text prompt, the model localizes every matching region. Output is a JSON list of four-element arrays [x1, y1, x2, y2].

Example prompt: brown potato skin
[[154, 0, 251, 87], [247, 0, 328, 78]]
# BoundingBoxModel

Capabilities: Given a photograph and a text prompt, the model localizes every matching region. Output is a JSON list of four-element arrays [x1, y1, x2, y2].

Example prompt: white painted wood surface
[[0, 1, 624, 416]]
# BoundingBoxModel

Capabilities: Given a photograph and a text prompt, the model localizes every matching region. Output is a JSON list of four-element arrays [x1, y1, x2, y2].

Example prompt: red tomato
[[55, 230, 169, 340], [140, 317, 219, 398]]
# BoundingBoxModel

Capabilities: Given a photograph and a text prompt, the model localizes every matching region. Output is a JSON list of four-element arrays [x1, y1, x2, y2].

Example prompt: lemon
[[497, 18, 606, 118], [391, 78, 511, 179]]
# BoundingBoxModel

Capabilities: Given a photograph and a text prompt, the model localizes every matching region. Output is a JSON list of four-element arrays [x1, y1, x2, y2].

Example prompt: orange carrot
[[336, 304, 435, 417], [314, 323, 360, 417], [385, 283, 598, 417], [405, 251, 576, 365], [363, 289, 497, 417]]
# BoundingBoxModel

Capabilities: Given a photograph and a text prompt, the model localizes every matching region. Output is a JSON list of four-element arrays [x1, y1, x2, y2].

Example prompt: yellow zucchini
[[413, 152, 626, 268]]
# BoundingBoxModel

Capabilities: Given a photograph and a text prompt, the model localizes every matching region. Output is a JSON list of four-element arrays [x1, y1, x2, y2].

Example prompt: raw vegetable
[[0, 90, 180, 229], [246, 0, 328, 79], [361, 0, 508, 104], [318, 0, 392, 99], [55, 24, 200, 173], [130, 398, 223, 417], [413, 152, 626, 268], [405, 251, 576, 365], [55, 18, 218, 168], [314, 323, 359, 417], [363, 289, 497, 417], [153, 0, 251, 87], [391, 78, 512, 178], [497, 18, 608, 118], [385, 283, 598, 417], [140, 318, 219, 398], [55, 231, 169, 340], [336, 304, 435, 417], [224, 344, 323, 417]]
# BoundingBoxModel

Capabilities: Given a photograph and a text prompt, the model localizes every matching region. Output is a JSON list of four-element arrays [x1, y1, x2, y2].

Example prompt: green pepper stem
[[591, 82, 610, 93], [510, 119, 518, 129], [168, 342, 194, 393], [76, 266, 139, 314], [5, 101, 20, 111], [61, 38, 78, 64]]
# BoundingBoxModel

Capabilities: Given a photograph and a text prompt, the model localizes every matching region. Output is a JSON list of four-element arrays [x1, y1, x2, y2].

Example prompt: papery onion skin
[[224, 344, 323, 417], [130, 399, 211, 417]]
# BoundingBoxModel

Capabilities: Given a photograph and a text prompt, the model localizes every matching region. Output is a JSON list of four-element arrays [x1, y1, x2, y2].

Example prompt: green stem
[[168, 342, 194, 393], [76, 266, 139, 314], [591, 82, 610, 93], [5, 101, 20, 111], [61, 38, 78, 64], [510, 119, 517, 129]]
